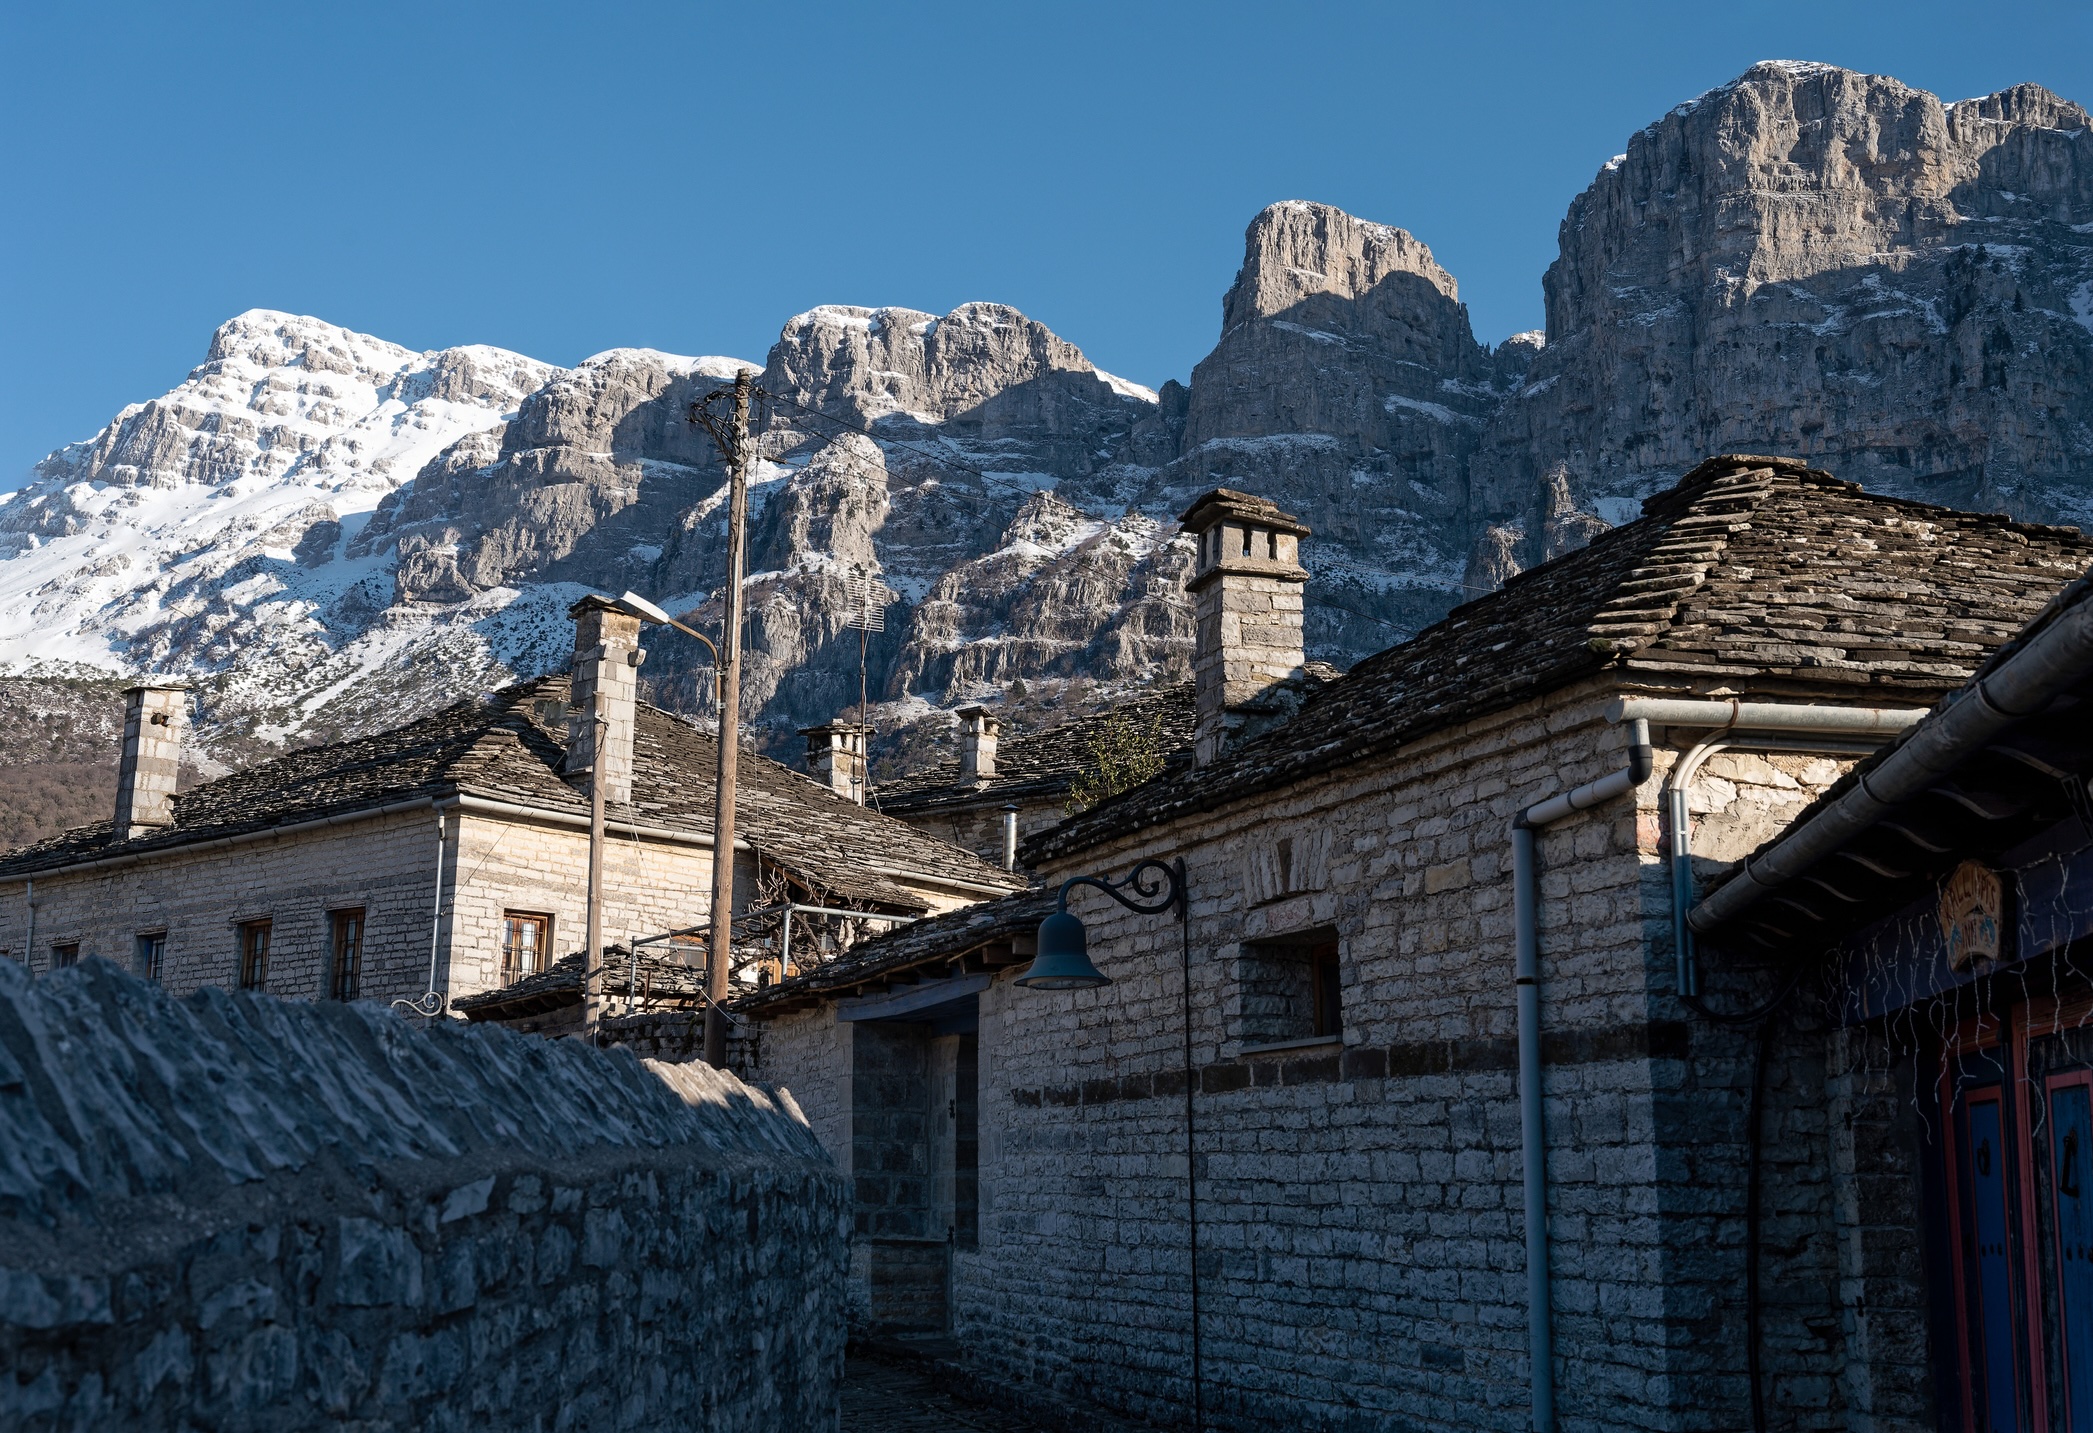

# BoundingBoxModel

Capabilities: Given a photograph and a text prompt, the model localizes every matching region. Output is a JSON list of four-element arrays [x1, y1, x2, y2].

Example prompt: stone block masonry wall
[[947, 679, 1884, 1433], [441, 812, 728, 999], [6, 809, 448, 1005], [1, 810, 729, 1010], [0, 958, 848, 1433], [892, 795, 1060, 872]]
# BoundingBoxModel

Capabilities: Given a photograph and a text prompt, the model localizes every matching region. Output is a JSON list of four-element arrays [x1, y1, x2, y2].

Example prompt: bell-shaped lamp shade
[[1015, 910, 1112, 989]]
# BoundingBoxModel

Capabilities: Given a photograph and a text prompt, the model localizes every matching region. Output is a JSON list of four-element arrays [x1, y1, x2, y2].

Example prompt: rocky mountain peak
[[1476, 60, 2093, 530], [1223, 200, 1461, 328], [9, 61, 2093, 838], [198, 308, 417, 380], [762, 301, 1147, 435]]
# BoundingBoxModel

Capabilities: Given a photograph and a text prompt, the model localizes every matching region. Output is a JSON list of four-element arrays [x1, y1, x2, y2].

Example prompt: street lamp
[[1017, 858, 1203, 1432], [616, 590, 722, 701]]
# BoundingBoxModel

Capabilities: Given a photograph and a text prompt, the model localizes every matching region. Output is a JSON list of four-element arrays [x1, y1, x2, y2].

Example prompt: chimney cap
[[799, 720, 874, 738], [121, 680, 191, 695], [567, 593, 635, 620], [1179, 488, 1311, 539], [955, 705, 1001, 723]]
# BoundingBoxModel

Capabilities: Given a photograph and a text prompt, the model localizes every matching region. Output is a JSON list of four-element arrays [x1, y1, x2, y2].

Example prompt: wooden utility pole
[[699, 369, 755, 1067]]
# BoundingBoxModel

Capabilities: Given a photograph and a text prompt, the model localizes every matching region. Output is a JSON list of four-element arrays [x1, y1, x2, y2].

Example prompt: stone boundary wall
[[0, 958, 848, 1432]]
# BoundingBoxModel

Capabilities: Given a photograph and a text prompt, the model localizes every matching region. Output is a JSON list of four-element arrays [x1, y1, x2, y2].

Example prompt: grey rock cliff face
[[8, 62, 2093, 779], [1476, 61, 2093, 528]]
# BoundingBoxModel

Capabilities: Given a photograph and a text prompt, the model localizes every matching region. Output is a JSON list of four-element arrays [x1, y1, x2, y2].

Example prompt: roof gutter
[[1686, 594, 2093, 937]]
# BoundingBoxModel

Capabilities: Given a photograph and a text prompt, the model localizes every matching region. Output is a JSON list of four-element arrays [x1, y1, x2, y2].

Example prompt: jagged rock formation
[[5, 62, 2092, 784], [1475, 61, 2093, 531]]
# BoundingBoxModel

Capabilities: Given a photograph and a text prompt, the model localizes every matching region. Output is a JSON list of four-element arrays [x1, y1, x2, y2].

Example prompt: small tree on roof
[[1065, 707, 1171, 815]]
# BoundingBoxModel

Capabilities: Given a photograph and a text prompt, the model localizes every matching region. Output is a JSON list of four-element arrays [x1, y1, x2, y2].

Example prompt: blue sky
[[3, 1, 2088, 489]]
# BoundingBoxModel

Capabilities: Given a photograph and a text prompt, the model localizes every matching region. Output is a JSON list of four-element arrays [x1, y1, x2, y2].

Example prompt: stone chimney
[[114, 684, 188, 841], [1180, 488, 1311, 766], [801, 721, 871, 803], [566, 596, 645, 806], [956, 706, 1001, 783]]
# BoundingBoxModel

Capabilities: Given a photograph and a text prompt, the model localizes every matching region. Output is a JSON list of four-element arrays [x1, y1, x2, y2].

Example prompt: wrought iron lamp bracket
[[1055, 857, 1187, 920]]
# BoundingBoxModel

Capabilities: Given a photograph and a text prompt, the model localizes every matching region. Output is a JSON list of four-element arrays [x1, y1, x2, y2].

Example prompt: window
[[238, 920, 271, 991], [329, 909, 364, 1001], [501, 912, 551, 984], [51, 942, 79, 969], [1235, 931, 1343, 1047], [135, 932, 167, 982]]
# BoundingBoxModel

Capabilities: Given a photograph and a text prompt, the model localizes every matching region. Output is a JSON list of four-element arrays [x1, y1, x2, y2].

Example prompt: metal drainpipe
[[1002, 803, 1019, 871], [1605, 699, 1930, 996], [24, 878, 33, 969], [1510, 717, 1653, 1433]]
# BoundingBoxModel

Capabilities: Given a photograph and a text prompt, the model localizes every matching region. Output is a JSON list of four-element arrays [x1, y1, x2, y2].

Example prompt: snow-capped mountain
[[6, 62, 2093, 834]]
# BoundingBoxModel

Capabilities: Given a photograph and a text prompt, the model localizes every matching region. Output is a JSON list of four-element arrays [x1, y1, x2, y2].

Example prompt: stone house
[[872, 684, 1196, 867], [737, 458, 2093, 1432], [0, 597, 1022, 1010]]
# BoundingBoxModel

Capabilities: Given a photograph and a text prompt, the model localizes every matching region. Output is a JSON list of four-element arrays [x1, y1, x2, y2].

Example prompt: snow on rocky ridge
[[8, 62, 2093, 787]]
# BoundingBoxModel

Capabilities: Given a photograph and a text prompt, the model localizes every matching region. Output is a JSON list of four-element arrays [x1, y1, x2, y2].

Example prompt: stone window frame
[[237, 918, 272, 991], [1229, 925, 1345, 1054], [134, 930, 168, 983], [500, 911, 554, 985], [328, 908, 366, 1002], [49, 940, 81, 970]]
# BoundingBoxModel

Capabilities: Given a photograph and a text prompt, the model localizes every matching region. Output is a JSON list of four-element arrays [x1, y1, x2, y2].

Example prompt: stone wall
[[0, 808, 731, 1010], [945, 678, 1879, 1432], [0, 957, 848, 1432], [4, 808, 451, 1006], [3, 797, 985, 1014]]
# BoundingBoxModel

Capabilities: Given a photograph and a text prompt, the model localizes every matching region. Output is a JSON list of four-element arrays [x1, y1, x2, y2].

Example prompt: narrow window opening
[[329, 909, 364, 1001], [135, 932, 166, 983], [238, 919, 271, 991], [502, 912, 552, 985], [52, 941, 79, 969], [1240, 526, 1251, 557]]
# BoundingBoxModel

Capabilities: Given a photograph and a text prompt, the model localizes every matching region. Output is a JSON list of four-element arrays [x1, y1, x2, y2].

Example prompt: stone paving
[[839, 1351, 1064, 1432]]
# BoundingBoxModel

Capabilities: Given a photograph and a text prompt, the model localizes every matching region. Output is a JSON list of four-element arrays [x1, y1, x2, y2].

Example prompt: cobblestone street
[[838, 1351, 1060, 1432]]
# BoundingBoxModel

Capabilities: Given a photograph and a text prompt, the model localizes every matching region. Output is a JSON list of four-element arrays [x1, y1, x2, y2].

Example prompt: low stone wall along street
[[0, 957, 848, 1432]]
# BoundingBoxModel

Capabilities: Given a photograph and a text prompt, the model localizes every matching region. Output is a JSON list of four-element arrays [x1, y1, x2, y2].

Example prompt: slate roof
[[876, 682, 1199, 815], [0, 675, 1024, 907], [735, 887, 1056, 1016], [1692, 565, 2093, 958], [1032, 455, 2093, 861]]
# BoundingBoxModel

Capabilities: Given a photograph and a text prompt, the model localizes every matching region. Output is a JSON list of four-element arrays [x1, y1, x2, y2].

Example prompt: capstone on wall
[[0, 959, 848, 1432]]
